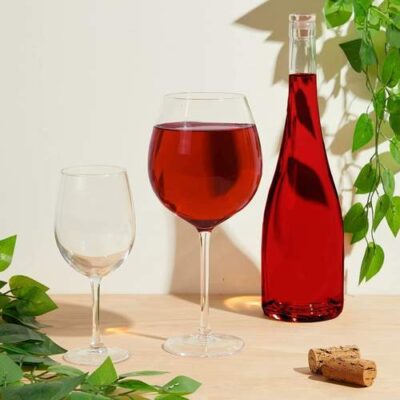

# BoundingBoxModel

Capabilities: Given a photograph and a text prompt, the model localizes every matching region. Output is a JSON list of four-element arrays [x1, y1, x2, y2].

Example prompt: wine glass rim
[[164, 92, 246, 101], [61, 165, 127, 177]]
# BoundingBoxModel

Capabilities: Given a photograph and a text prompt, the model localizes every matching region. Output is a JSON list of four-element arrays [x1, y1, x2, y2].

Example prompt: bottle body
[[261, 15, 344, 322]]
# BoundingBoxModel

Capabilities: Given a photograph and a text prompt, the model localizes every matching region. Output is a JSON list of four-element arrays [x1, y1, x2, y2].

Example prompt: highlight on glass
[[55, 165, 135, 365], [148, 92, 262, 357]]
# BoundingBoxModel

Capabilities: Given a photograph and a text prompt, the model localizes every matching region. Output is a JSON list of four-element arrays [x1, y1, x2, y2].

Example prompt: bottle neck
[[289, 23, 316, 75]]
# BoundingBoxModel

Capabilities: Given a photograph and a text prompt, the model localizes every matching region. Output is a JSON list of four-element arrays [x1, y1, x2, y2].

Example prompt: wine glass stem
[[199, 231, 211, 337], [90, 277, 104, 349]]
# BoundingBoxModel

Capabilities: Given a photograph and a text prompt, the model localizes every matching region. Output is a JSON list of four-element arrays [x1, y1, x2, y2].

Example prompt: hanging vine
[[324, 0, 400, 282]]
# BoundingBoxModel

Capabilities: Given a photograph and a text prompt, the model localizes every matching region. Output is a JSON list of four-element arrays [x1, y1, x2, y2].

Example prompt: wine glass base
[[162, 333, 244, 358], [63, 347, 130, 366]]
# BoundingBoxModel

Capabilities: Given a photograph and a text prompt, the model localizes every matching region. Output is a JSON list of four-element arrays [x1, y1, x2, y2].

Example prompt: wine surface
[[149, 122, 262, 231]]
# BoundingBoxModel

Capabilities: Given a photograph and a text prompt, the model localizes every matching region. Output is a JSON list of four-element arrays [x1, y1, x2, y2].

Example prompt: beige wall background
[[0, 0, 398, 294]]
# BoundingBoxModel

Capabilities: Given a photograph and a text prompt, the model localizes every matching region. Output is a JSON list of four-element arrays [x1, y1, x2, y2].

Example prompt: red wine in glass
[[148, 92, 262, 357], [149, 122, 262, 231]]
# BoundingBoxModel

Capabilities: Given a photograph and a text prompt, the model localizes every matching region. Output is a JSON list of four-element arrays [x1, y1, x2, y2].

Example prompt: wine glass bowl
[[55, 165, 135, 365], [148, 93, 262, 357], [149, 121, 262, 231]]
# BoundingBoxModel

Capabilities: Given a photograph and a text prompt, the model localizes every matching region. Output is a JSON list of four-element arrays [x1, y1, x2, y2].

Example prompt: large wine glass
[[148, 93, 262, 357], [55, 165, 135, 365]]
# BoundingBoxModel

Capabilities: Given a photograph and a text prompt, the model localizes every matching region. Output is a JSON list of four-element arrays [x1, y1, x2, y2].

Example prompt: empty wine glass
[[55, 165, 135, 365]]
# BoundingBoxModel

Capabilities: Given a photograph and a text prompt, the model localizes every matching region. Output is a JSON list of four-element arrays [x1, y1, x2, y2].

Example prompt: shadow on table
[[42, 302, 166, 341], [171, 294, 266, 320], [293, 367, 364, 388], [41, 302, 130, 337]]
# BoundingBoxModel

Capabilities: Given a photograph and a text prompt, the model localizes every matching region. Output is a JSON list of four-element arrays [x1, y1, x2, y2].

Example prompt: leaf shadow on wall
[[235, 0, 366, 153], [169, 218, 264, 318], [235, 0, 373, 271]]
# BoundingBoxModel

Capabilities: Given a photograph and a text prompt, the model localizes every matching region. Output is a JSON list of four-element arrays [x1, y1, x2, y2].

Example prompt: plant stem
[[370, 6, 391, 23]]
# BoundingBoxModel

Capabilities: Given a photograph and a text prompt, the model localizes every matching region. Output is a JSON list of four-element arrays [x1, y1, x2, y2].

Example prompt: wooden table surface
[[42, 295, 400, 399]]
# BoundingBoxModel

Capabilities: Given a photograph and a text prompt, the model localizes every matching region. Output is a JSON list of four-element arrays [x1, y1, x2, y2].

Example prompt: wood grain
[[41, 295, 400, 399]]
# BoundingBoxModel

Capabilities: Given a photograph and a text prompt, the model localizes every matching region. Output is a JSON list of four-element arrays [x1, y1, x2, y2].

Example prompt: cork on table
[[41, 295, 400, 399]]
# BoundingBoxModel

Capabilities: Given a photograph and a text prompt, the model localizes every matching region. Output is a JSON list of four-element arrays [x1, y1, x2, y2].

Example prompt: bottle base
[[262, 299, 343, 322]]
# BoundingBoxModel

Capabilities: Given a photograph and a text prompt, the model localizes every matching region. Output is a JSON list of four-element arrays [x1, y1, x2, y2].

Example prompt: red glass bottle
[[262, 14, 344, 322]]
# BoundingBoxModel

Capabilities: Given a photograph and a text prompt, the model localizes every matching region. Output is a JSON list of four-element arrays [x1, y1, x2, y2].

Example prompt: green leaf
[[352, 113, 374, 151], [382, 169, 395, 197], [388, 95, 400, 114], [0, 235, 16, 272], [48, 365, 85, 377], [0, 354, 23, 385], [7, 275, 56, 317], [365, 246, 384, 281], [359, 243, 384, 284], [0, 343, 29, 355], [68, 392, 111, 400], [388, 0, 400, 10], [355, 0, 372, 10], [373, 194, 391, 230], [390, 138, 400, 163], [0, 281, 7, 290], [368, 8, 381, 30], [373, 89, 386, 120], [0, 323, 44, 343], [386, 196, 400, 236], [393, 14, 400, 30], [155, 395, 189, 400], [9, 275, 49, 294], [119, 371, 168, 378], [324, 0, 353, 27], [162, 376, 201, 395], [387, 25, 400, 48], [390, 114, 400, 136], [351, 218, 369, 244], [2, 307, 46, 329], [6, 354, 57, 367], [10, 334, 66, 356], [354, 163, 378, 193], [353, 0, 372, 26], [343, 203, 368, 233], [0, 374, 86, 400], [117, 379, 158, 393], [340, 39, 362, 72], [88, 357, 118, 387], [381, 48, 400, 87], [360, 39, 378, 67], [13, 288, 57, 317], [0, 295, 11, 310]]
